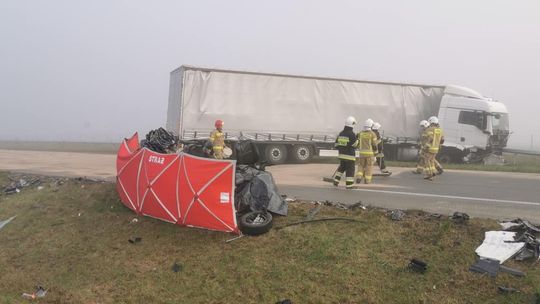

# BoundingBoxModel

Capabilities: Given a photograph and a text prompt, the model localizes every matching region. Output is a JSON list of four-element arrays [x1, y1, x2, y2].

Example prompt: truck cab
[[438, 85, 510, 163]]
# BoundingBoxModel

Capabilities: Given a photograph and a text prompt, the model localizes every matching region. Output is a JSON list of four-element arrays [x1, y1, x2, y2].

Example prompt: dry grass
[[0, 172, 539, 303]]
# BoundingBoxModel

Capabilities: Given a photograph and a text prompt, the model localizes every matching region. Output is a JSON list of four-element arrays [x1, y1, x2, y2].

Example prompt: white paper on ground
[[475, 231, 525, 264]]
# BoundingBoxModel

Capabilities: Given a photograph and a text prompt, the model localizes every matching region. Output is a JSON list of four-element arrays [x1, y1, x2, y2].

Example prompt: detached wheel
[[265, 145, 287, 164], [290, 145, 314, 163], [238, 211, 273, 235]]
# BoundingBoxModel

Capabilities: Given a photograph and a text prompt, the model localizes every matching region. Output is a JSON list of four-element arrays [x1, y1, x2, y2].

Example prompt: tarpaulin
[[116, 133, 239, 234], [234, 165, 288, 216], [167, 66, 445, 139]]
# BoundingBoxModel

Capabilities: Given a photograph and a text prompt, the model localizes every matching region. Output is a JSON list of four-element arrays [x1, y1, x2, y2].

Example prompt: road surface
[[1, 149, 540, 222]]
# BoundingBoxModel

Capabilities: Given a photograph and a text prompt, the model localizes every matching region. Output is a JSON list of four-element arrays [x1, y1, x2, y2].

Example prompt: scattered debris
[[498, 286, 519, 294], [171, 262, 183, 273], [501, 218, 540, 233], [0, 216, 16, 230], [450, 212, 469, 224], [390, 209, 405, 221], [128, 237, 142, 244], [131, 218, 139, 223], [284, 197, 296, 203], [349, 201, 367, 210], [37, 186, 44, 191], [469, 258, 500, 277], [22, 286, 47, 300], [408, 258, 428, 273], [4, 187, 21, 195], [3, 177, 41, 195], [276, 299, 292, 304], [470, 258, 526, 277], [321, 200, 367, 211], [475, 231, 525, 264]]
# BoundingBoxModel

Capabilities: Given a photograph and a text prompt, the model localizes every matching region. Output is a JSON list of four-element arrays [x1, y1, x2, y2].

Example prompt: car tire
[[238, 211, 273, 235], [265, 145, 287, 165]]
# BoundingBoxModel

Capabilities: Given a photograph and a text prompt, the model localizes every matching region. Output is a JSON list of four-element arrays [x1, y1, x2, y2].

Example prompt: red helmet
[[215, 119, 224, 128]]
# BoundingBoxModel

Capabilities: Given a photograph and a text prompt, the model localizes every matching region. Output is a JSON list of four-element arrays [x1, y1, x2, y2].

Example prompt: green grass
[[0, 171, 539, 303]]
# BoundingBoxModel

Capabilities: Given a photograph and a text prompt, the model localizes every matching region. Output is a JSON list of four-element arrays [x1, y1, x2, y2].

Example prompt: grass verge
[[0, 172, 539, 303]]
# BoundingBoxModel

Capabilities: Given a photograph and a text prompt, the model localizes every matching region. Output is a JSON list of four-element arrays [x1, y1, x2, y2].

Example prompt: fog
[[1, 0, 539, 150]]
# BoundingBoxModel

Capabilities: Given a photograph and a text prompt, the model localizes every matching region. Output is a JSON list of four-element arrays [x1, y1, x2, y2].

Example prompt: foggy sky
[[1, 0, 539, 149]]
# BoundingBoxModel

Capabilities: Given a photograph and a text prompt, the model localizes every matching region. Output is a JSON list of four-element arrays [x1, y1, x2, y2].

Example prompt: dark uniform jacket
[[335, 126, 359, 161]]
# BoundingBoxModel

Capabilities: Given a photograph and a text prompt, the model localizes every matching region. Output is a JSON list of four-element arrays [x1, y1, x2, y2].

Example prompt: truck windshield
[[492, 113, 509, 131]]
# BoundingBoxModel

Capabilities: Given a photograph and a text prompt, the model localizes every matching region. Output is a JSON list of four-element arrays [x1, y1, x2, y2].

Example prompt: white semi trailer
[[166, 65, 510, 164]]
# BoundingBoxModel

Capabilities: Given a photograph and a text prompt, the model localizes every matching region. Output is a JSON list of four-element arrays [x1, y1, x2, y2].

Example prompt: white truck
[[166, 65, 510, 165]]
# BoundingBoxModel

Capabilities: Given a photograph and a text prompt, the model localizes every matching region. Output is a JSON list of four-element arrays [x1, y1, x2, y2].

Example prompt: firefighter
[[423, 116, 444, 181], [356, 119, 379, 184], [371, 122, 390, 174], [414, 120, 444, 175], [332, 116, 359, 189], [209, 119, 227, 159], [413, 120, 430, 174]]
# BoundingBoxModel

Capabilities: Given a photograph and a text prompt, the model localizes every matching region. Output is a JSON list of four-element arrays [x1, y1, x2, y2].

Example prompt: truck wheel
[[290, 145, 314, 163], [238, 211, 273, 235], [437, 153, 452, 164], [265, 145, 287, 164]]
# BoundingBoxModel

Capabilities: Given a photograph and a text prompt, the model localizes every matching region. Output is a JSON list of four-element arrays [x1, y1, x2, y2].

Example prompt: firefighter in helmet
[[423, 116, 444, 181], [356, 119, 379, 184], [209, 119, 227, 159], [332, 116, 359, 189]]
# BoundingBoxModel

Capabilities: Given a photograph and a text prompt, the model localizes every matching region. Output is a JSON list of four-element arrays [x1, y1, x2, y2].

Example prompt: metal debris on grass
[[390, 209, 405, 221], [22, 286, 47, 300], [171, 262, 183, 273], [450, 212, 469, 224], [0, 216, 16, 230], [408, 258, 428, 273], [128, 237, 142, 244]]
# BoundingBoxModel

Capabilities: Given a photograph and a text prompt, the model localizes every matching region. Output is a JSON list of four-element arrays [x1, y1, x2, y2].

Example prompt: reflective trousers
[[333, 159, 356, 189], [356, 156, 374, 183], [423, 152, 437, 177]]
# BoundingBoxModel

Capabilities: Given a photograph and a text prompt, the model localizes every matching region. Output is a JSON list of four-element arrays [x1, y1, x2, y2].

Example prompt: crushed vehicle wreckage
[[116, 129, 287, 235]]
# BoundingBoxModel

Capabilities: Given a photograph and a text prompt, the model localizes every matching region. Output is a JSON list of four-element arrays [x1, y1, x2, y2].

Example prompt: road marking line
[[350, 188, 540, 207]]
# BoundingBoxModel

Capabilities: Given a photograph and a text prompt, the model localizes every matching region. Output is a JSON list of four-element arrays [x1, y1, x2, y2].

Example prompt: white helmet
[[364, 118, 374, 128], [372, 122, 381, 130], [419, 120, 429, 128], [345, 116, 357, 127], [428, 116, 439, 125]]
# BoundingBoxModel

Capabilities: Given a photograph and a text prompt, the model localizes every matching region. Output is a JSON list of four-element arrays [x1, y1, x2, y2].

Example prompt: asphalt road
[[1, 149, 540, 222], [267, 164, 540, 222]]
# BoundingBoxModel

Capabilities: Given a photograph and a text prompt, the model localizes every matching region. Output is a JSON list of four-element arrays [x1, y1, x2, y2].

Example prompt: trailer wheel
[[265, 145, 287, 164], [290, 145, 314, 163]]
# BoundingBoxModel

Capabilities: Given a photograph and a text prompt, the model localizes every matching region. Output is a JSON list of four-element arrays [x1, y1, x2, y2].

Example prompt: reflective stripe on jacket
[[426, 127, 443, 153], [335, 126, 358, 160], [358, 130, 378, 156], [209, 130, 225, 149]]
